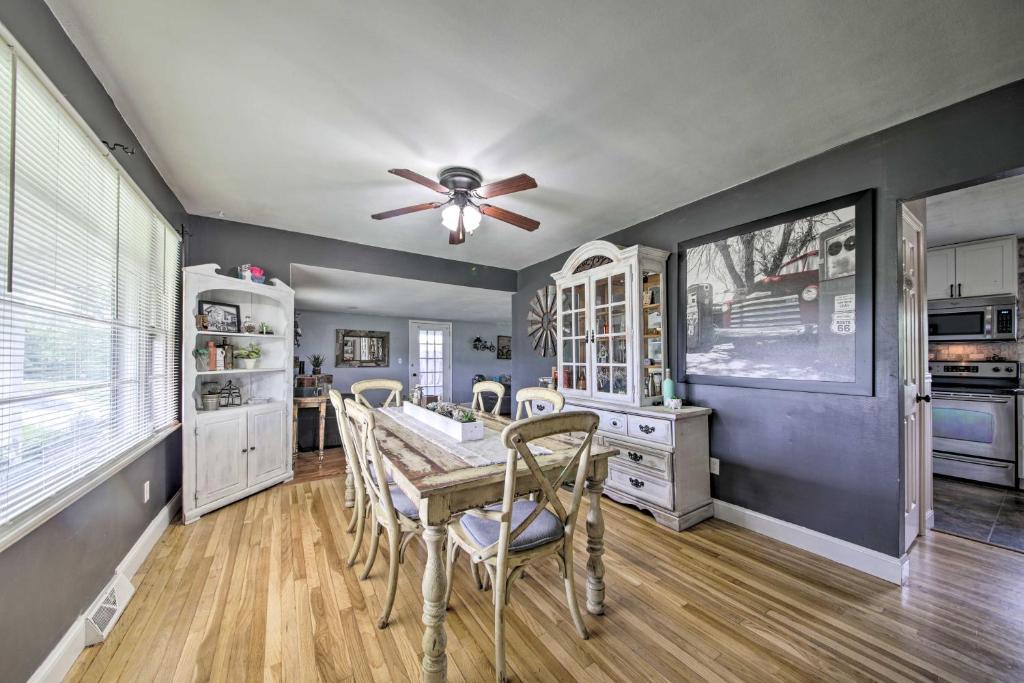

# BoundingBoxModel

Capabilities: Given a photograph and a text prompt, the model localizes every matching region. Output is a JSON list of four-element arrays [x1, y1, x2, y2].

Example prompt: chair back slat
[[351, 379, 403, 409], [329, 390, 364, 492], [514, 387, 565, 420], [344, 398, 403, 528], [472, 411, 598, 562], [471, 380, 506, 416]]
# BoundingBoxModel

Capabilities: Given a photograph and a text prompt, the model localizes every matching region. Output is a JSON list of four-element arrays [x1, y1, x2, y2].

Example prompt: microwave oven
[[928, 294, 1017, 341]]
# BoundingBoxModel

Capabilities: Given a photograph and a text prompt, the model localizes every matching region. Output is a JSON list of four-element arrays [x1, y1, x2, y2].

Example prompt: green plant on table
[[307, 353, 325, 369]]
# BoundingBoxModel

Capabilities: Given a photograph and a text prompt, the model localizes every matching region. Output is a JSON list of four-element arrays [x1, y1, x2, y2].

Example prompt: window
[[0, 43, 181, 542]]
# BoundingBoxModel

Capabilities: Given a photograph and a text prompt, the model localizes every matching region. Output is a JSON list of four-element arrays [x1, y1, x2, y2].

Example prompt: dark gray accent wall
[[188, 216, 517, 291], [0, 2, 187, 680], [514, 79, 1024, 558]]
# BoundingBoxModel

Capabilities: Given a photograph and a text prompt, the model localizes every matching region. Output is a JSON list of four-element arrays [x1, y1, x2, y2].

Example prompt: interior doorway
[[902, 170, 1024, 558], [409, 320, 453, 402]]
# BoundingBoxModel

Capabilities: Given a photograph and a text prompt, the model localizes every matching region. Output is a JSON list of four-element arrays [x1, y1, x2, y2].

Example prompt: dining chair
[[513, 386, 565, 420], [329, 390, 369, 563], [351, 378, 403, 409], [471, 380, 505, 416], [444, 411, 599, 682], [344, 398, 423, 629]]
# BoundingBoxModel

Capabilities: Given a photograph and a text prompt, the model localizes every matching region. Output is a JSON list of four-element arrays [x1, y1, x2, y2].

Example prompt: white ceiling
[[926, 174, 1024, 247], [291, 264, 512, 323], [45, 1, 1024, 269]]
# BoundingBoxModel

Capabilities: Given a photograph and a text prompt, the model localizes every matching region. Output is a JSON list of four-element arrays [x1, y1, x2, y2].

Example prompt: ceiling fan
[[371, 167, 540, 245]]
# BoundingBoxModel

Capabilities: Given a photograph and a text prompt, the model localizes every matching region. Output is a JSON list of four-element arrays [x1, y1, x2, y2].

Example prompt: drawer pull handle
[[628, 477, 645, 489], [638, 424, 656, 435], [627, 452, 643, 463]]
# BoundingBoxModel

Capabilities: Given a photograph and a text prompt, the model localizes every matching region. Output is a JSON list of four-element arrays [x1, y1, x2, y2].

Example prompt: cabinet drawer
[[613, 447, 670, 478], [627, 415, 672, 445], [596, 409, 627, 435], [608, 463, 673, 508]]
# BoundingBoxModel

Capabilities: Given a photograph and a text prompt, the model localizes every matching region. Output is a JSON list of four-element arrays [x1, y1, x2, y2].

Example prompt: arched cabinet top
[[551, 240, 670, 281], [184, 263, 294, 303]]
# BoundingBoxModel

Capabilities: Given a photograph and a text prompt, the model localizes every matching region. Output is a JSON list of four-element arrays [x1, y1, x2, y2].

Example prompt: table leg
[[317, 402, 326, 463], [291, 403, 299, 461], [420, 524, 448, 682], [584, 472, 606, 615]]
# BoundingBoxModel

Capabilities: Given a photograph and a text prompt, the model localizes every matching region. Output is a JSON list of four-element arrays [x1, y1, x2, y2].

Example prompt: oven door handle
[[932, 392, 1014, 403], [934, 452, 1013, 469]]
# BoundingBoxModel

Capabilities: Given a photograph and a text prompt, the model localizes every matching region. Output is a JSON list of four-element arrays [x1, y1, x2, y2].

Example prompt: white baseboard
[[27, 490, 182, 683], [925, 508, 935, 531], [712, 499, 909, 585]]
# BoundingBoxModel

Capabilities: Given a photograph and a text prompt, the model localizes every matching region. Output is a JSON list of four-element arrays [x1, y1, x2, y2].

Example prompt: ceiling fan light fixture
[[441, 204, 461, 231], [462, 204, 481, 232]]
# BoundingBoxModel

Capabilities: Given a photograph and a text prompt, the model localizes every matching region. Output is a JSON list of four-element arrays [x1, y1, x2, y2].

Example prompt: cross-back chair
[[351, 379, 403, 409], [470, 380, 505, 416], [444, 411, 600, 682], [329, 390, 370, 565], [344, 398, 422, 628], [513, 386, 565, 420]]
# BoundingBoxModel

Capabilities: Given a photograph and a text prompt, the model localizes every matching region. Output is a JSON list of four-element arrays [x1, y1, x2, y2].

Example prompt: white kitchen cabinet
[[552, 241, 669, 406], [195, 410, 248, 508], [926, 247, 957, 300], [926, 236, 1017, 300], [247, 403, 289, 486]]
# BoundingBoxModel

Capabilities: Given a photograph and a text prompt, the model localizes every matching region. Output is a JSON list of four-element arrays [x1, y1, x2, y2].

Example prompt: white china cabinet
[[552, 240, 669, 406], [182, 264, 294, 523]]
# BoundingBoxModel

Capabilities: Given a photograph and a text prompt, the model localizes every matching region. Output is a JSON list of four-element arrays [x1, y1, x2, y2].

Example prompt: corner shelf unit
[[182, 264, 295, 524]]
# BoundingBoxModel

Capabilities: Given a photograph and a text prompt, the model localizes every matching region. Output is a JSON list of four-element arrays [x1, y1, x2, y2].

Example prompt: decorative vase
[[237, 358, 258, 369], [312, 366, 321, 375], [661, 368, 675, 403]]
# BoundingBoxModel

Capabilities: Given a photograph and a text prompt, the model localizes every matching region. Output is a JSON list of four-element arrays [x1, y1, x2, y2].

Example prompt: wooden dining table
[[348, 407, 616, 682]]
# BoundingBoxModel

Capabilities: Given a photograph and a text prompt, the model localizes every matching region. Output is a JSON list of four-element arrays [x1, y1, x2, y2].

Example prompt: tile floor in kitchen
[[933, 475, 1024, 552]]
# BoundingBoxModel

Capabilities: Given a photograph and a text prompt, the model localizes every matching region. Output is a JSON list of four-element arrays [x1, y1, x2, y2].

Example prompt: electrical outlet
[[709, 457, 720, 475], [143, 480, 150, 503]]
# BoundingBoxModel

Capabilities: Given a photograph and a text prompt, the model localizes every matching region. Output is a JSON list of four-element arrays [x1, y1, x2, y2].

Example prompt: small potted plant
[[233, 343, 262, 369], [307, 353, 325, 375]]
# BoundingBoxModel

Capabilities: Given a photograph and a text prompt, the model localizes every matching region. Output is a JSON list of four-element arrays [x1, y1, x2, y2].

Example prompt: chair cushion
[[366, 463, 395, 485], [460, 500, 564, 552], [389, 485, 419, 520]]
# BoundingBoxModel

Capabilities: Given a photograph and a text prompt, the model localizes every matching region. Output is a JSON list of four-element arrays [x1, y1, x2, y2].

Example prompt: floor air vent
[[84, 572, 134, 646]]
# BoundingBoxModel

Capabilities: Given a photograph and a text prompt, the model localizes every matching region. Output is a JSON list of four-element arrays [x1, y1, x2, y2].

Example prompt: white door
[[196, 410, 248, 507], [247, 403, 288, 486], [901, 207, 929, 553], [925, 247, 956, 300], [592, 267, 634, 402], [557, 276, 592, 399], [410, 321, 453, 402], [955, 238, 1016, 298]]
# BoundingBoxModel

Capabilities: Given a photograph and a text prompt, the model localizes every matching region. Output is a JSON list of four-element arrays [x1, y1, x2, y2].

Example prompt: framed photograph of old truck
[[678, 189, 873, 396]]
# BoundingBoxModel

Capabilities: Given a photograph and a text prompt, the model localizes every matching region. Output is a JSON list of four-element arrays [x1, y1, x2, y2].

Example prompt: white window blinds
[[0, 44, 181, 535]]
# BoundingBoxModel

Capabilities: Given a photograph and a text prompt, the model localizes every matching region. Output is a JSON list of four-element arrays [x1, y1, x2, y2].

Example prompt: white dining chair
[[351, 378, 403, 408], [471, 380, 505, 416], [444, 411, 599, 682], [329, 390, 369, 563], [513, 386, 565, 420], [345, 398, 422, 629]]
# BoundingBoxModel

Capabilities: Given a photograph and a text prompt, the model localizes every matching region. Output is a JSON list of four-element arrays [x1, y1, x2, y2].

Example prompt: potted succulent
[[233, 343, 262, 369], [307, 353, 325, 375], [192, 347, 210, 371]]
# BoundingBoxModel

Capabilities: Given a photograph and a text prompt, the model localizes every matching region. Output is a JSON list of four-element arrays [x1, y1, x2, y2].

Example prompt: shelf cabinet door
[[954, 238, 1016, 298], [247, 403, 288, 487], [592, 267, 634, 403], [557, 278, 592, 398], [195, 411, 248, 507], [925, 247, 956, 300]]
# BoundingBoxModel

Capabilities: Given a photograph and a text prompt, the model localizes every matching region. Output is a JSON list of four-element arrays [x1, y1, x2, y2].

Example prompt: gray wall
[[188, 216, 517, 291], [514, 79, 1024, 558], [0, 2, 187, 681], [298, 310, 511, 403]]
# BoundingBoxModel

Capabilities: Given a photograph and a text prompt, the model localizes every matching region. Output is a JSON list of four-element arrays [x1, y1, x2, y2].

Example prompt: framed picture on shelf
[[198, 300, 241, 333]]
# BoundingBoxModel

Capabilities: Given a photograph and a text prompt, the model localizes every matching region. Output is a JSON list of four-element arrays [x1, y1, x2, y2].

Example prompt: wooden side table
[[292, 395, 327, 462]]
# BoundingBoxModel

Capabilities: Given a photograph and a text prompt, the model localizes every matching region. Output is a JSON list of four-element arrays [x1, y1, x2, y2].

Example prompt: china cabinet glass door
[[559, 279, 590, 396], [592, 269, 631, 400]]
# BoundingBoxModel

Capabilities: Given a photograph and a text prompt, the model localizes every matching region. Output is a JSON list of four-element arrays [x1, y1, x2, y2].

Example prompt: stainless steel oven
[[928, 294, 1017, 341], [929, 361, 1018, 487]]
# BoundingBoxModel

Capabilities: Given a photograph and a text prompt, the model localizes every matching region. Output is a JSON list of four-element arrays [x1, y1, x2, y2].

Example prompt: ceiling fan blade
[[475, 173, 537, 199], [449, 213, 466, 244], [480, 204, 540, 231], [371, 202, 441, 220], [388, 168, 449, 194]]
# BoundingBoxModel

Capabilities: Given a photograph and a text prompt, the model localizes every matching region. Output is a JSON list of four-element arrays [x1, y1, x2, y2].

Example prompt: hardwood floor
[[66, 469, 1024, 682]]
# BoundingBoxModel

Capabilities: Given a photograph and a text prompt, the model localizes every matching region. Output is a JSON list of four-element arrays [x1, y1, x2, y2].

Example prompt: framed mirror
[[335, 329, 390, 367]]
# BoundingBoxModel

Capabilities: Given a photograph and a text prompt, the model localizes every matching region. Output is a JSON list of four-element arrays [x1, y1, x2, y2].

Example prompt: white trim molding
[[713, 499, 909, 585], [27, 490, 182, 683]]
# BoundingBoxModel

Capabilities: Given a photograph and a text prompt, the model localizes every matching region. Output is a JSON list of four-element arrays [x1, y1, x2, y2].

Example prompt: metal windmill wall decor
[[527, 285, 557, 357]]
